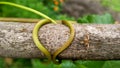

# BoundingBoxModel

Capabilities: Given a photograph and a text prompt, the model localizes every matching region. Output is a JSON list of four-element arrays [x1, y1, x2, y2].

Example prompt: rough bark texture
[[0, 20, 120, 60]]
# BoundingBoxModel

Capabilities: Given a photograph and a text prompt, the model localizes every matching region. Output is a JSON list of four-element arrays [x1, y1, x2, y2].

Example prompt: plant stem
[[0, 2, 57, 24]]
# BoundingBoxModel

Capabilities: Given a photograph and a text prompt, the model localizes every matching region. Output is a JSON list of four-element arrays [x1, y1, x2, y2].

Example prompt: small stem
[[0, 2, 57, 24]]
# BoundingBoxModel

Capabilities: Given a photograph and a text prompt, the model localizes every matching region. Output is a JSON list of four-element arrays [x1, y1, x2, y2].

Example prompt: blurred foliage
[[0, 58, 4, 68], [77, 13, 115, 24], [0, 0, 120, 68], [0, 0, 74, 20], [101, 0, 120, 12]]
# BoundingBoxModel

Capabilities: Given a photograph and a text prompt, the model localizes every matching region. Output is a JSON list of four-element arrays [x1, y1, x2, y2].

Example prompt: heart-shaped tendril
[[0, 1, 75, 64]]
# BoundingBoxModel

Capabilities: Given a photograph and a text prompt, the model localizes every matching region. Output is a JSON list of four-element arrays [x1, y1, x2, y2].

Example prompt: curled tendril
[[0, 1, 75, 64]]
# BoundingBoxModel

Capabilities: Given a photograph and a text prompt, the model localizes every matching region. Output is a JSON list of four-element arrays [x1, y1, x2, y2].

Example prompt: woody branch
[[0, 18, 120, 60]]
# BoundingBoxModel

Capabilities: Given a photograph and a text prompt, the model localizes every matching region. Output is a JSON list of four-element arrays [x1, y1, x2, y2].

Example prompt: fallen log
[[0, 18, 120, 60]]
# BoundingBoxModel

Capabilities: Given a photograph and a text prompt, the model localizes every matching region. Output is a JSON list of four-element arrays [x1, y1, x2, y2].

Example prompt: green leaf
[[11, 59, 31, 68], [74, 60, 105, 68], [31, 59, 63, 68], [60, 60, 78, 68], [77, 13, 115, 24], [102, 61, 120, 68], [0, 58, 5, 68], [31, 59, 52, 68]]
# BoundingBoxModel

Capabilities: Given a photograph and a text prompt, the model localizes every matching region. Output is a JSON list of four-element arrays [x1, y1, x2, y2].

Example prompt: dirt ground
[[62, 0, 120, 21]]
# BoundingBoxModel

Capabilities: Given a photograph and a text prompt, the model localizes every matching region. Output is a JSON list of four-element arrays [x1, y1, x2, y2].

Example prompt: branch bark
[[0, 18, 120, 60]]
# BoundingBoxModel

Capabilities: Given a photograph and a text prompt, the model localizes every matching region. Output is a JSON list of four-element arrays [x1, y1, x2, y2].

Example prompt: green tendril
[[0, 1, 75, 64], [0, 2, 57, 24], [32, 19, 52, 64]]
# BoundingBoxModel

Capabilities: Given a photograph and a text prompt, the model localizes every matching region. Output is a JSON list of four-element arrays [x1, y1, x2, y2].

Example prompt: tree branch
[[0, 18, 120, 60]]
